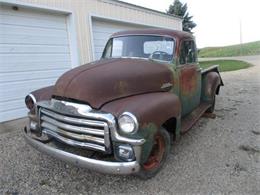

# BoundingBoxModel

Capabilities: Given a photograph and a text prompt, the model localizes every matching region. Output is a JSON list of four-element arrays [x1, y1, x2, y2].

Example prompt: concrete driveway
[[0, 57, 259, 194]]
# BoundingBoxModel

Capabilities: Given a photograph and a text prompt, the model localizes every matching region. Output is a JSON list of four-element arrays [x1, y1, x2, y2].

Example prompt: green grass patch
[[199, 41, 260, 57], [199, 60, 251, 72]]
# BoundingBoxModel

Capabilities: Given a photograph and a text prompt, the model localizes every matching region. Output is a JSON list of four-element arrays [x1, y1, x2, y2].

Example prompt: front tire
[[137, 127, 170, 180]]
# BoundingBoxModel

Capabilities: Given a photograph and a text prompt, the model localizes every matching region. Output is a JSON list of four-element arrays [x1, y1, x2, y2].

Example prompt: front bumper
[[25, 99, 145, 174], [24, 131, 141, 174]]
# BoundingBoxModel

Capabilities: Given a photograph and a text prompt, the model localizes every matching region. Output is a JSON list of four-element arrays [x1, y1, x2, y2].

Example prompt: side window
[[179, 40, 197, 65]]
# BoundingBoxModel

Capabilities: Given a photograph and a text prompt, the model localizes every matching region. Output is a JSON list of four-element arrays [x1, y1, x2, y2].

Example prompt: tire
[[136, 127, 170, 180], [206, 94, 216, 113]]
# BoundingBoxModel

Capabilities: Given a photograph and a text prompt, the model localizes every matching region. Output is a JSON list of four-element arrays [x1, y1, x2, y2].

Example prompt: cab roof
[[111, 29, 194, 41]]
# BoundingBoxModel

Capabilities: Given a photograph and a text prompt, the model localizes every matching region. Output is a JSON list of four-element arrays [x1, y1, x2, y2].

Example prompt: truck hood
[[53, 58, 173, 108]]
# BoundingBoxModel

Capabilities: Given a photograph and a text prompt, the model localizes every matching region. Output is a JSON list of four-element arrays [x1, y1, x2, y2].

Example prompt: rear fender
[[101, 92, 181, 163], [201, 70, 223, 102]]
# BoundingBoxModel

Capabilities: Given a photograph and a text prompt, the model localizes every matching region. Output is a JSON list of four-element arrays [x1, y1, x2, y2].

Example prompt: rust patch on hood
[[114, 80, 129, 95], [53, 58, 173, 108]]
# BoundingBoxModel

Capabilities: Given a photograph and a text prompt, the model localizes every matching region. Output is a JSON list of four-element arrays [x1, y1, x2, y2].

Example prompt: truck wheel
[[206, 94, 216, 113], [137, 127, 170, 180]]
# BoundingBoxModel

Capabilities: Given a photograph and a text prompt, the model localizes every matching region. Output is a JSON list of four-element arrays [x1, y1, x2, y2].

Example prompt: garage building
[[0, 0, 182, 122]]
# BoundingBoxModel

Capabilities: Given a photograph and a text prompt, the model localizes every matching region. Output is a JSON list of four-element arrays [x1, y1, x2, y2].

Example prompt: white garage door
[[92, 19, 149, 60], [0, 5, 72, 122]]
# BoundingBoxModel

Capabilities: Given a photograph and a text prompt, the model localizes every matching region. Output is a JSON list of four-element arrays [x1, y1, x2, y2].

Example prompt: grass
[[199, 41, 260, 57], [199, 60, 251, 72]]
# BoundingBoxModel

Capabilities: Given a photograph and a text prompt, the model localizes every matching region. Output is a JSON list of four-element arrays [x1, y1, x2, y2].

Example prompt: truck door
[[177, 39, 201, 116]]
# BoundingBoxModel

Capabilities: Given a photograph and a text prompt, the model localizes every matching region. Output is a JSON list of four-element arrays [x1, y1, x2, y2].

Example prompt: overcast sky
[[121, 0, 260, 48]]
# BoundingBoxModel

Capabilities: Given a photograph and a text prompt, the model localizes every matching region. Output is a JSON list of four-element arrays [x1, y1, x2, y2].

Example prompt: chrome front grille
[[39, 108, 111, 153]]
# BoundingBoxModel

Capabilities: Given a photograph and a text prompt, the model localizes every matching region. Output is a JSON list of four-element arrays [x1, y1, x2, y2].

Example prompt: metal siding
[[0, 4, 71, 122]]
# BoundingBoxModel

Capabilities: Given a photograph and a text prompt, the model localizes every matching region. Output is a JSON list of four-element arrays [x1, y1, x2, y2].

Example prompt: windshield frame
[[101, 34, 176, 64]]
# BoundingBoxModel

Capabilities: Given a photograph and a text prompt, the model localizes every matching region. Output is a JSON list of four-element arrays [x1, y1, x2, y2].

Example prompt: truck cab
[[24, 29, 223, 179]]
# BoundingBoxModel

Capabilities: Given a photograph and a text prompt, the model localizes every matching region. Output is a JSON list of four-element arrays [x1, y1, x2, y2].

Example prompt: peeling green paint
[[138, 123, 158, 163], [117, 122, 158, 163]]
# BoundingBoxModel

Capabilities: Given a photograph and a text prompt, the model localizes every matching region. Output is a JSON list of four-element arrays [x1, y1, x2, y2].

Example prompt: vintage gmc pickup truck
[[24, 29, 223, 179]]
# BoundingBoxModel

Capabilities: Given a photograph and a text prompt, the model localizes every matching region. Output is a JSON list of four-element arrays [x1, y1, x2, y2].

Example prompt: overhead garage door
[[0, 5, 72, 122], [92, 19, 149, 60]]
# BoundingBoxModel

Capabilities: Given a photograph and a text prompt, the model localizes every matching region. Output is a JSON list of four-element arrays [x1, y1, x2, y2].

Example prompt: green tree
[[167, 0, 196, 33]]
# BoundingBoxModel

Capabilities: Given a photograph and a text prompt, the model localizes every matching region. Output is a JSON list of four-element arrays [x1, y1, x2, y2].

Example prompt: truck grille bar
[[39, 108, 111, 153]]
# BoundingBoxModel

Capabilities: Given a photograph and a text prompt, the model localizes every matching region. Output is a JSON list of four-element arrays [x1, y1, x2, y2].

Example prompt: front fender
[[101, 92, 181, 163], [30, 86, 54, 102], [101, 92, 181, 129]]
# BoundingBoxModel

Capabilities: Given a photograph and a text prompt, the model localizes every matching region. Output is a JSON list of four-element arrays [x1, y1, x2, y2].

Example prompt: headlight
[[118, 112, 138, 134], [25, 94, 36, 110]]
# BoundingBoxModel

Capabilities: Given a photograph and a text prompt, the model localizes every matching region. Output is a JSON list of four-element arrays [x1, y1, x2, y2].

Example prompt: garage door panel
[[0, 99, 24, 112], [94, 46, 105, 53], [93, 31, 115, 39], [0, 44, 70, 54], [0, 78, 57, 92], [93, 39, 108, 46], [0, 6, 72, 122], [93, 38, 110, 46], [1, 54, 71, 64], [0, 24, 68, 38], [0, 34, 69, 45], [0, 14, 66, 30], [93, 26, 125, 34], [94, 51, 104, 59], [0, 69, 67, 83], [1, 61, 71, 73], [0, 79, 57, 102], [0, 107, 27, 122]]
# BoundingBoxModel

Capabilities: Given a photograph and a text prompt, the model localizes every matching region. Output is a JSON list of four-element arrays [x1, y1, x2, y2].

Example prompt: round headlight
[[25, 94, 36, 110], [118, 112, 138, 134]]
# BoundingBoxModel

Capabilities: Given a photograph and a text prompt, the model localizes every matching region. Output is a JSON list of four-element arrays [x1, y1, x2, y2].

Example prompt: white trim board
[[0, 0, 71, 14], [90, 13, 176, 31]]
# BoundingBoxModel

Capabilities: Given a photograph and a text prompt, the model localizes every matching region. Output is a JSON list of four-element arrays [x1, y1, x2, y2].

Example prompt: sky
[[121, 0, 260, 48]]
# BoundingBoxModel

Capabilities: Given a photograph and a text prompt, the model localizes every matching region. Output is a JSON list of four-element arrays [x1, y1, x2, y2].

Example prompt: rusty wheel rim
[[143, 133, 166, 171]]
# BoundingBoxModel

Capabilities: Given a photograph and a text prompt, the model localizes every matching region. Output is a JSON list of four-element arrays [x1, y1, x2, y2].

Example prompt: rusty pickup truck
[[24, 29, 223, 179]]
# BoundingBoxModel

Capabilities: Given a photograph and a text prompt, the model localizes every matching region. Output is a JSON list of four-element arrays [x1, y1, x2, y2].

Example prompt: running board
[[180, 102, 211, 134]]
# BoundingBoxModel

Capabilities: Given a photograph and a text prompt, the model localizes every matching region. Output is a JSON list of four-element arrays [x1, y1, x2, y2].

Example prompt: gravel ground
[[0, 59, 260, 194]]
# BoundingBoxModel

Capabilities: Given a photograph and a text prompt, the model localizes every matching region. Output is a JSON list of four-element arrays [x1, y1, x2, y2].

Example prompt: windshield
[[102, 35, 175, 62]]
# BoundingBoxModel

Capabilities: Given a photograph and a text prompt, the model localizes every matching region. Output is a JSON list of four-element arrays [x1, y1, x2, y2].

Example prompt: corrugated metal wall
[[8, 0, 182, 65]]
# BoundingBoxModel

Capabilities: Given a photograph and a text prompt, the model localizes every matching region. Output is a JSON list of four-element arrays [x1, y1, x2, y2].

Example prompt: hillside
[[199, 41, 260, 57]]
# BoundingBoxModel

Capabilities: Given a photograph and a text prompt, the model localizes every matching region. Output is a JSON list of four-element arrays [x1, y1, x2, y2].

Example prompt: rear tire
[[137, 127, 170, 180]]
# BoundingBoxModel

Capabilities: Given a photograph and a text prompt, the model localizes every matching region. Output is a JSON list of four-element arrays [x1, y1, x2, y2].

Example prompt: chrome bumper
[[24, 131, 141, 175]]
